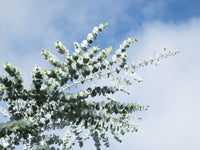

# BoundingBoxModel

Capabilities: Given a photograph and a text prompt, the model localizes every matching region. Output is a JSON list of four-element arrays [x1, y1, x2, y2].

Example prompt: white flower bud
[[112, 55, 117, 62], [87, 33, 93, 40], [81, 40, 88, 50], [93, 27, 98, 33], [99, 23, 104, 29]]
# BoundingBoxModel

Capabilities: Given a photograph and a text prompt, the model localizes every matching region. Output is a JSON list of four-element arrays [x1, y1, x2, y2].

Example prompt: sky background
[[0, 0, 200, 150]]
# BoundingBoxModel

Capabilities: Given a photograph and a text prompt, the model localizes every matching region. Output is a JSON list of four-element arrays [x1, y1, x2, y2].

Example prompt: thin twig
[[59, 70, 117, 93]]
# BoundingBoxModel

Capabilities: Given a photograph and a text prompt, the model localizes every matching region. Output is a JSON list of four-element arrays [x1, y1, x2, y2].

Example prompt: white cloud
[[109, 17, 200, 150]]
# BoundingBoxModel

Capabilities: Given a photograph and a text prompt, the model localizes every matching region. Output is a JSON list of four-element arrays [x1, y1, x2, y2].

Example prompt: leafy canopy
[[0, 23, 179, 150]]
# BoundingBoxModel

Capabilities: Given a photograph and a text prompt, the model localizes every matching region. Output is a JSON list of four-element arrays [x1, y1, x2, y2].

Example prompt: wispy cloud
[[109, 17, 200, 150]]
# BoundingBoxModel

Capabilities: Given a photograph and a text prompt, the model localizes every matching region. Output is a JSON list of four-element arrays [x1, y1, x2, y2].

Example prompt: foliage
[[0, 23, 179, 149]]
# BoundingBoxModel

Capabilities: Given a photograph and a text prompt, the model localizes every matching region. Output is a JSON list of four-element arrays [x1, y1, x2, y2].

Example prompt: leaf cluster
[[0, 23, 179, 149]]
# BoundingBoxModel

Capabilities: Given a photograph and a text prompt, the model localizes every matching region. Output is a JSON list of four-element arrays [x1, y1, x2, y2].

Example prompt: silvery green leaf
[[55, 41, 69, 57]]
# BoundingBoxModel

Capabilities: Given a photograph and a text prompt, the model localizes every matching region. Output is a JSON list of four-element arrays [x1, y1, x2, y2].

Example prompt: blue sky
[[0, 0, 200, 150]]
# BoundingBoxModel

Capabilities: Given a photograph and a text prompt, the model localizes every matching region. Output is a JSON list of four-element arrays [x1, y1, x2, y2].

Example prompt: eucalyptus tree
[[0, 23, 179, 149]]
